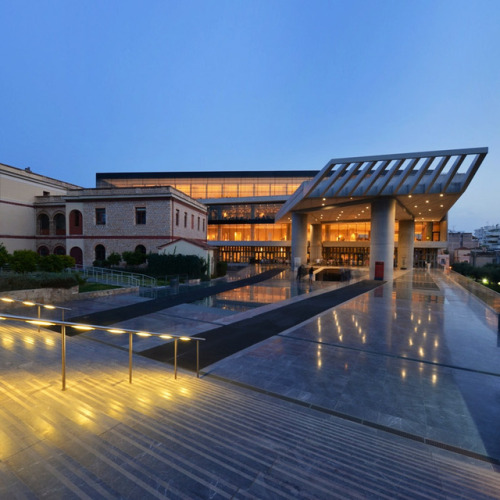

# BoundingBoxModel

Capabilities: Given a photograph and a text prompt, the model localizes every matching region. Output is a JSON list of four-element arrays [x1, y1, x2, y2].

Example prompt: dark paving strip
[[140, 279, 384, 370], [67, 267, 285, 331]]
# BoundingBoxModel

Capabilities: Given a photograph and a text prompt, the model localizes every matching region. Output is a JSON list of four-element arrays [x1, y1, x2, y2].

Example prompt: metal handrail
[[0, 312, 204, 390], [72, 265, 157, 288], [445, 270, 500, 314]]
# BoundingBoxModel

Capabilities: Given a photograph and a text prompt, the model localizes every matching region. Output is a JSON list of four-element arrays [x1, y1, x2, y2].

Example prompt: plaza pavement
[[1, 267, 500, 498]]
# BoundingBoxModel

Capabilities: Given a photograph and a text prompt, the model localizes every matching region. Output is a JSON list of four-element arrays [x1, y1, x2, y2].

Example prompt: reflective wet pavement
[[205, 270, 500, 463]]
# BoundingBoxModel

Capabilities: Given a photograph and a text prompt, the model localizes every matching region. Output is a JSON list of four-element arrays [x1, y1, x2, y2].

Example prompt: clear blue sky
[[1, 0, 498, 232]]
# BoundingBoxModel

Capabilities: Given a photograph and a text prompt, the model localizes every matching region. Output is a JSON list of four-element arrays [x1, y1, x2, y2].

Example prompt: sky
[[0, 0, 499, 232]]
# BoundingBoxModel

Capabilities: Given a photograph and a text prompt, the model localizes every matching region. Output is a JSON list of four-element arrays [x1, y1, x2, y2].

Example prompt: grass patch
[[78, 283, 122, 293]]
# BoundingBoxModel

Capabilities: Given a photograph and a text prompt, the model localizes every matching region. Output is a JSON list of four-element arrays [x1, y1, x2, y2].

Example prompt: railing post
[[174, 338, 178, 379], [196, 340, 200, 378], [61, 324, 66, 391], [129, 332, 133, 383]]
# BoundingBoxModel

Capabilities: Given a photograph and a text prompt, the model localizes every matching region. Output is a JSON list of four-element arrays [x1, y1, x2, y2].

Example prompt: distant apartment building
[[474, 225, 500, 250], [447, 231, 479, 264]]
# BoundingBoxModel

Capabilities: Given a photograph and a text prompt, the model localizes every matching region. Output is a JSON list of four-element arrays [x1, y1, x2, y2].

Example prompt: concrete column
[[370, 198, 396, 281], [398, 220, 415, 270], [324, 224, 331, 242], [291, 213, 308, 269], [424, 222, 433, 241], [440, 214, 448, 242], [310, 223, 322, 263]]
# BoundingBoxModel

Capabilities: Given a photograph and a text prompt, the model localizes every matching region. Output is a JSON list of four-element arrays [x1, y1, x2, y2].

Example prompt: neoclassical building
[[0, 163, 79, 253], [34, 187, 207, 266]]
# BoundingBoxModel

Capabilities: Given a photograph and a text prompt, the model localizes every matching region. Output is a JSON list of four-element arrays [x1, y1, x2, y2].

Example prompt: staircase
[[1, 321, 500, 499]]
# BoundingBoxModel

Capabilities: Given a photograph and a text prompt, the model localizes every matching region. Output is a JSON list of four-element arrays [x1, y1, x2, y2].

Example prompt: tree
[[0, 243, 9, 267], [9, 250, 39, 273], [107, 252, 122, 267]]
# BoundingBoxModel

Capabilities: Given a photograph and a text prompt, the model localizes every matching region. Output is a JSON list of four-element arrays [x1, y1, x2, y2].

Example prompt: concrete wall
[[0, 164, 75, 253]]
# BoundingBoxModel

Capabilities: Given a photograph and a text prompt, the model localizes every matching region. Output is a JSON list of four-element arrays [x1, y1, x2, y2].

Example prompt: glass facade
[[97, 174, 311, 199], [218, 246, 290, 263], [322, 221, 445, 243], [96, 171, 446, 265], [208, 223, 289, 242], [208, 203, 281, 222]]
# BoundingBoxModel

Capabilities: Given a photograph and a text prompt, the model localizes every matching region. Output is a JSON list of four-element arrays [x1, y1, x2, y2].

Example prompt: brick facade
[[34, 186, 207, 266]]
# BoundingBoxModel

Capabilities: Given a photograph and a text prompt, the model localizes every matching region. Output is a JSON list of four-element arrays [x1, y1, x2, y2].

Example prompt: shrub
[[0, 272, 78, 292], [93, 259, 110, 268], [147, 253, 207, 279], [216, 261, 228, 277], [122, 251, 147, 266], [39, 254, 75, 272]]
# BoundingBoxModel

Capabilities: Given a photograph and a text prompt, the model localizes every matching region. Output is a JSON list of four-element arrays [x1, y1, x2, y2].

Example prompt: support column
[[398, 220, 415, 270], [291, 213, 308, 270], [310, 223, 322, 263], [440, 214, 448, 242], [370, 198, 396, 281]]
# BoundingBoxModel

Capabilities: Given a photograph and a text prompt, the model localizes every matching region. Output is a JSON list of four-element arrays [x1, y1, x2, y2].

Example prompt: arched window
[[54, 246, 65, 255], [38, 213, 50, 235], [69, 210, 83, 235], [38, 246, 50, 256], [135, 244, 146, 254], [70, 247, 83, 266], [54, 213, 66, 235], [95, 244, 106, 262]]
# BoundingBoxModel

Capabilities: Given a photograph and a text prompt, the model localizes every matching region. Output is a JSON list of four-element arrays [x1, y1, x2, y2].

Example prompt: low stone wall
[[76, 287, 139, 300], [0, 286, 80, 304], [0, 286, 139, 304]]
